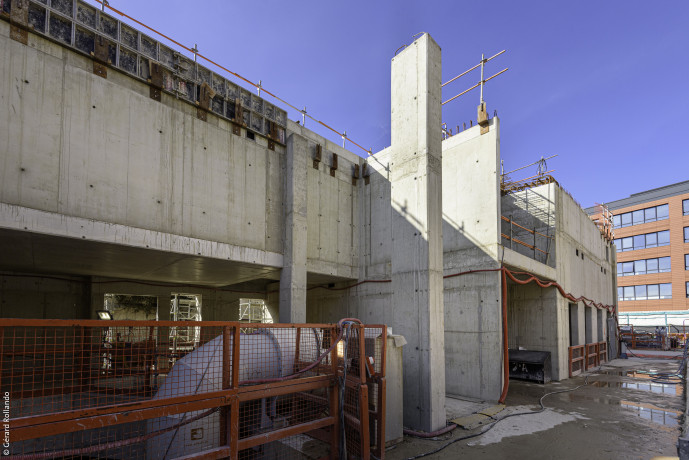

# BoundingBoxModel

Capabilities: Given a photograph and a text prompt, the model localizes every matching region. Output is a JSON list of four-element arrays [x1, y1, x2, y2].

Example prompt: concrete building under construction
[[0, 0, 617, 456]]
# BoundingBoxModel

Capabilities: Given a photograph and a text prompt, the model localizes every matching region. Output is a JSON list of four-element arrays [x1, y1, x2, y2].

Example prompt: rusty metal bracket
[[91, 36, 110, 78], [330, 153, 338, 177], [196, 82, 215, 121], [362, 163, 370, 185], [231, 123, 241, 136], [352, 164, 360, 185], [478, 101, 489, 135], [148, 60, 163, 101], [9, 0, 29, 44], [268, 140, 275, 151], [313, 144, 322, 169]]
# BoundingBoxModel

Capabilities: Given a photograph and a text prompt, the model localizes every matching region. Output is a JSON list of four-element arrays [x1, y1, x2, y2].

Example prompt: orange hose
[[498, 268, 509, 403]]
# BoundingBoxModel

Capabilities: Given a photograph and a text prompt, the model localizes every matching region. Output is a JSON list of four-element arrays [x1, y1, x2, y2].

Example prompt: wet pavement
[[388, 358, 685, 460]]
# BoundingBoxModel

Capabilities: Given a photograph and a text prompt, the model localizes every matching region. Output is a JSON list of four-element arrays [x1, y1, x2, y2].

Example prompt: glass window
[[647, 284, 660, 299], [659, 283, 672, 299], [622, 237, 633, 251], [646, 258, 659, 273], [686, 282, 689, 298], [685, 227, 689, 243], [684, 199, 689, 216], [621, 212, 632, 227], [658, 230, 670, 246], [622, 262, 634, 275], [685, 254, 689, 270], [644, 207, 657, 222], [658, 257, 671, 272], [634, 260, 646, 275], [657, 204, 669, 220], [617, 287, 623, 300], [633, 234, 646, 250], [645, 232, 657, 248], [623, 286, 635, 301], [613, 215, 621, 228], [632, 210, 645, 225], [617, 262, 622, 274], [634, 285, 647, 300]]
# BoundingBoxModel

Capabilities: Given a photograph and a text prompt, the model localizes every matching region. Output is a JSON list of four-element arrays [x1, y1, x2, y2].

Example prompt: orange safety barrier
[[0, 319, 387, 459], [568, 345, 585, 378], [597, 341, 607, 365], [585, 343, 598, 370]]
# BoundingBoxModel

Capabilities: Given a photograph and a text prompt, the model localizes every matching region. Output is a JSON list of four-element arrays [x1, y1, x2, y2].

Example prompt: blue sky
[[98, 0, 688, 208]]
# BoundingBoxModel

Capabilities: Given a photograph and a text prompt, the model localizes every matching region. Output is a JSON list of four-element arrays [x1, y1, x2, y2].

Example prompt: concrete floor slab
[[390, 359, 684, 459]]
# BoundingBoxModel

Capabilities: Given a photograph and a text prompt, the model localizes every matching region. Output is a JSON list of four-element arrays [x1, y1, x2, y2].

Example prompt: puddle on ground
[[590, 380, 683, 396], [619, 400, 680, 427]]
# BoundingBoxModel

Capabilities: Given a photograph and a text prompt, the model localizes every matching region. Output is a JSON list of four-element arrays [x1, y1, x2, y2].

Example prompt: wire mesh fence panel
[[1, 320, 385, 459]]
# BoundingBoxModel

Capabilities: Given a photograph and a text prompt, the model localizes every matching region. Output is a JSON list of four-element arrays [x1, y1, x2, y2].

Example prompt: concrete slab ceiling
[[0, 228, 281, 287]]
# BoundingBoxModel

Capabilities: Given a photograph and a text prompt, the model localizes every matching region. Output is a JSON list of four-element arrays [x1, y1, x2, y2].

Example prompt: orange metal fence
[[568, 345, 585, 378], [0, 319, 386, 459], [569, 341, 607, 378]]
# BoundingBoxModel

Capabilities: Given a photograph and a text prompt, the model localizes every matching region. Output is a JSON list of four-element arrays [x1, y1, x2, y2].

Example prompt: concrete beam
[[390, 33, 445, 431]]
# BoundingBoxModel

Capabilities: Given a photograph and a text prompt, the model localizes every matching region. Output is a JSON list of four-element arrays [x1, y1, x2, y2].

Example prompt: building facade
[[587, 181, 689, 327]]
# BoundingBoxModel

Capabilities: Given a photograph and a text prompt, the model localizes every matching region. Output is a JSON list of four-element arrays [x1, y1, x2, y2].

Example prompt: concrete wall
[[0, 272, 89, 319], [441, 119, 503, 401]]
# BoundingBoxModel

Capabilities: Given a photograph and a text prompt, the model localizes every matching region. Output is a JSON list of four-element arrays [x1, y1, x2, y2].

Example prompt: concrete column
[[389, 33, 445, 431], [280, 133, 308, 323]]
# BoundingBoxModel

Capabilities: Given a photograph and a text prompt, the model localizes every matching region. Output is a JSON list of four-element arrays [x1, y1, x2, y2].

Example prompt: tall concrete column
[[280, 133, 308, 323], [390, 33, 445, 431]]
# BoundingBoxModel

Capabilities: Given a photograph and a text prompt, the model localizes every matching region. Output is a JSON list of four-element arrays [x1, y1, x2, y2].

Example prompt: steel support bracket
[[92, 36, 110, 78], [9, 0, 29, 44], [330, 153, 338, 177], [268, 140, 275, 151], [313, 144, 322, 169], [352, 164, 360, 185], [196, 82, 215, 121], [362, 163, 370, 185], [231, 123, 241, 136], [148, 60, 164, 102], [478, 101, 489, 135]]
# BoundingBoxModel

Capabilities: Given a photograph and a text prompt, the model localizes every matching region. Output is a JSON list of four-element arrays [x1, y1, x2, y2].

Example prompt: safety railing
[[585, 343, 598, 370], [500, 215, 552, 263], [0, 319, 387, 459], [597, 341, 607, 365], [569, 342, 608, 378], [568, 345, 585, 378]]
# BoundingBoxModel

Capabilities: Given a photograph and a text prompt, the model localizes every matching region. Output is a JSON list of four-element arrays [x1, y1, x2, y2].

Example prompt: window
[[616, 256, 671, 276], [687, 282, 689, 298], [685, 227, 689, 243], [685, 254, 689, 270], [618, 283, 673, 301], [646, 258, 659, 274], [613, 204, 670, 228], [684, 199, 689, 216], [647, 284, 659, 299], [614, 230, 671, 252]]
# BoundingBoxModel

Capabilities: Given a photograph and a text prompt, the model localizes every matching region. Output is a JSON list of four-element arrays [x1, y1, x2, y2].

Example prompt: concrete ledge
[[0, 202, 283, 268]]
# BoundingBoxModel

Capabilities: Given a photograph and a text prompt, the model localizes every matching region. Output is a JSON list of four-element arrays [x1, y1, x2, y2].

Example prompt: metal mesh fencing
[[0, 319, 386, 459]]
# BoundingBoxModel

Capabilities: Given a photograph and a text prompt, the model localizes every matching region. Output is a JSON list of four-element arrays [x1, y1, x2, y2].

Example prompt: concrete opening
[[597, 308, 604, 342], [104, 293, 158, 320], [585, 306, 593, 344], [569, 303, 579, 346]]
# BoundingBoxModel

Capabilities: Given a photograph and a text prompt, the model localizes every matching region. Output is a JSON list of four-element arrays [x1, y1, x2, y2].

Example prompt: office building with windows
[[587, 181, 689, 326]]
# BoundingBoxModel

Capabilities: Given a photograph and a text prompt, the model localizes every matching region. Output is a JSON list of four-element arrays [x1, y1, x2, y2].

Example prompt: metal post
[[101, 0, 108, 11], [257, 79, 262, 97], [342, 131, 347, 148], [479, 53, 485, 103], [302, 107, 307, 126]]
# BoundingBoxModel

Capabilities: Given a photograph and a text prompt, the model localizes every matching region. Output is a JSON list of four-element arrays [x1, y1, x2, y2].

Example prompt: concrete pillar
[[280, 133, 308, 323], [389, 33, 445, 431]]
